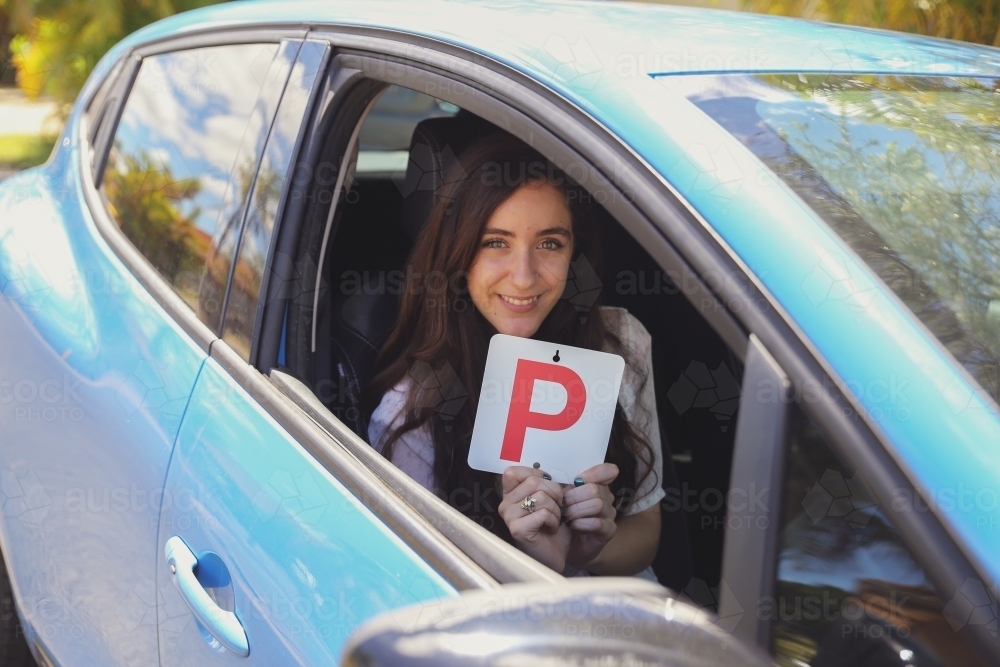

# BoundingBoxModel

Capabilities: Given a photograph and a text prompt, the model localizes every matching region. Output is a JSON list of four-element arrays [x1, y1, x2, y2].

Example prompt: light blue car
[[1, 0, 998, 665]]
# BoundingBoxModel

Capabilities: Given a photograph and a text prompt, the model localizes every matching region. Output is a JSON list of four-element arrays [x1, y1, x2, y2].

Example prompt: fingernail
[[542, 473, 552, 481], [574, 477, 585, 487]]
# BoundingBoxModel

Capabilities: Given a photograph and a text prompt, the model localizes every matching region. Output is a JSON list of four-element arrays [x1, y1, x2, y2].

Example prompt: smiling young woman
[[467, 181, 574, 338], [363, 133, 664, 578]]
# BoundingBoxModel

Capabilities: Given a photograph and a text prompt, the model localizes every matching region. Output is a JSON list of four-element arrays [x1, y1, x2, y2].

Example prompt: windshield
[[667, 73, 1000, 403]]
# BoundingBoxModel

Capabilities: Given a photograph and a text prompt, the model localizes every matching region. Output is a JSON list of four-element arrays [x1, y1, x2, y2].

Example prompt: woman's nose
[[508, 248, 536, 288]]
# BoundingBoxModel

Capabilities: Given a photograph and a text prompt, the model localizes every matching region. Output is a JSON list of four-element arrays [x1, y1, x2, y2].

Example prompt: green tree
[[4, 0, 228, 103], [743, 0, 1000, 46]]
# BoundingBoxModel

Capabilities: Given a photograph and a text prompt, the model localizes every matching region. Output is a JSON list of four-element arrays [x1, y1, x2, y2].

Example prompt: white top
[[368, 307, 666, 516]]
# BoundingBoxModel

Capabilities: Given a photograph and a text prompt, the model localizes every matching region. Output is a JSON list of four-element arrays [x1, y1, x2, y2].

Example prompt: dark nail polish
[[574, 477, 585, 487], [542, 473, 552, 481]]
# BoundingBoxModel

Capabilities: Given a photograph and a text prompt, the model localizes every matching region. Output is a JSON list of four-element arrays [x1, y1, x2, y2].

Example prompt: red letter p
[[499, 359, 586, 462]]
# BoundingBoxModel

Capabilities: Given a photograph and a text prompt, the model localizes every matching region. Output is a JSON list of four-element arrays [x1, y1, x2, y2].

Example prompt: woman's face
[[467, 181, 573, 338]]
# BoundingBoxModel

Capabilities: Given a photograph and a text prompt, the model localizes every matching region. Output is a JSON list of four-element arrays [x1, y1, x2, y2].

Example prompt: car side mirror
[[341, 578, 772, 666]]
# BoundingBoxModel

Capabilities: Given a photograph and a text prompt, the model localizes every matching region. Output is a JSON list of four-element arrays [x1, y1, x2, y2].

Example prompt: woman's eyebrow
[[480, 226, 572, 238]]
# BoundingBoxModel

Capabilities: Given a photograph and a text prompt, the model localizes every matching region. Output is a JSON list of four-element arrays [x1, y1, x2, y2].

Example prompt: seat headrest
[[399, 113, 498, 242]]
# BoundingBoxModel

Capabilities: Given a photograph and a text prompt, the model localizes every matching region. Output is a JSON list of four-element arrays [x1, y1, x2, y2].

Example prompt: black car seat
[[321, 111, 498, 437]]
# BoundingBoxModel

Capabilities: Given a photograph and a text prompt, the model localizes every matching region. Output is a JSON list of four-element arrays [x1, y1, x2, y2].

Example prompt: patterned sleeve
[[367, 380, 441, 495], [609, 308, 665, 516]]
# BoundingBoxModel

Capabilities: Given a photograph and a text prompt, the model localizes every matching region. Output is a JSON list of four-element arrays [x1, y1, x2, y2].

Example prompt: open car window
[[277, 79, 754, 596]]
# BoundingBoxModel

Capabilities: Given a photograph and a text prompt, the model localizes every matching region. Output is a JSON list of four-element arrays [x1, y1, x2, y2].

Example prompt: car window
[[281, 80, 742, 594], [99, 43, 283, 331], [355, 85, 459, 178], [771, 406, 989, 666], [221, 40, 329, 360], [669, 73, 1000, 405]]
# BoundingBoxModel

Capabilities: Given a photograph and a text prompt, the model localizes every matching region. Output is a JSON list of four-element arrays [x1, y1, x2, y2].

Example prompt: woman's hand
[[498, 466, 571, 572], [562, 463, 619, 569]]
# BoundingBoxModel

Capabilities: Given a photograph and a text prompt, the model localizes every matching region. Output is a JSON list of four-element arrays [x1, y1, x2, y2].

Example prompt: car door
[[152, 39, 480, 665], [715, 339, 995, 666], [764, 407, 994, 667], [0, 38, 291, 667]]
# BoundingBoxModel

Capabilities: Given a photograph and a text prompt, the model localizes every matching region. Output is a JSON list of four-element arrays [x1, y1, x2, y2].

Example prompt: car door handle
[[164, 536, 250, 657]]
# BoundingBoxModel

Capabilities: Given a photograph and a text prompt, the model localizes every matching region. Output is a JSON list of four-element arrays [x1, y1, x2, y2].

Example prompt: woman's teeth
[[500, 295, 538, 306]]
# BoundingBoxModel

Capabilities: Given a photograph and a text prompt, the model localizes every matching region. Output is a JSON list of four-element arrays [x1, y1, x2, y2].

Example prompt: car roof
[[125, 0, 1000, 80], [98, 0, 1000, 582]]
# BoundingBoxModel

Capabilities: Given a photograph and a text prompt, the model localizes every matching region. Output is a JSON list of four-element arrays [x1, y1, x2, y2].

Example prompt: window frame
[[718, 334, 790, 649], [261, 47, 758, 586]]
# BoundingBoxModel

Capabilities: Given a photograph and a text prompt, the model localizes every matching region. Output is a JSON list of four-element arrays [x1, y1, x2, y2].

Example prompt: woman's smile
[[498, 293, 543, 310]]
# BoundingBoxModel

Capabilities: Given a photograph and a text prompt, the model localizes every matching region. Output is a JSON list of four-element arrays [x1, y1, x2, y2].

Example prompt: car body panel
[[156, 356, 455, 663], [0, 145, 206, 664]]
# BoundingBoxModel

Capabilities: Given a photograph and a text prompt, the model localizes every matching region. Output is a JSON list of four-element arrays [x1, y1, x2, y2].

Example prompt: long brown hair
[[364, 132, 656, 542]]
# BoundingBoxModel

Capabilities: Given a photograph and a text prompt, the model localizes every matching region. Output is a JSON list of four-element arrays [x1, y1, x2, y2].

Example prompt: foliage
[[743, 0, 1000, 46], [3, 0, 229, 103], [0, 132, 55, 167]]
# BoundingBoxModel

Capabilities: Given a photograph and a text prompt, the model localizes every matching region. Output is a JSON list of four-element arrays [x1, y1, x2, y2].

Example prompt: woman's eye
[[539, 238, 564, 250], [483, 238, 506, 249]]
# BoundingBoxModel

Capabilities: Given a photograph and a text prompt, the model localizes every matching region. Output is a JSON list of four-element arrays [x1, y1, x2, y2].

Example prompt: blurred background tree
[[1, 0, 228, 104], [741, 0, 1000, 46]]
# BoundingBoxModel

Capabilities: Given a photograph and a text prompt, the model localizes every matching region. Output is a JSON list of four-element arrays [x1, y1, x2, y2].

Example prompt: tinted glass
[[676, 74, 1000, 403], [100, 43, 281, 330], [771, 408, 989, 666], [355, 84, 459, 177], [222, 41, 329, 360]]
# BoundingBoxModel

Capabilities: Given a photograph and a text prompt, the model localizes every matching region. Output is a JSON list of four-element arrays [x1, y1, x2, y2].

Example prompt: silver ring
[[520, 495, 537, 513]]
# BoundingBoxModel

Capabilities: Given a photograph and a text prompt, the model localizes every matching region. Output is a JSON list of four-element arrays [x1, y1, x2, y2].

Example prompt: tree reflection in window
[[98, 43, 281, 332], [102, 147, 205, 306], [690, 74, 1000, 403]]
